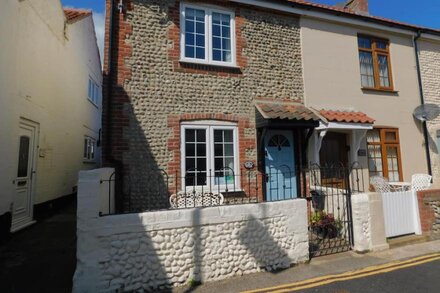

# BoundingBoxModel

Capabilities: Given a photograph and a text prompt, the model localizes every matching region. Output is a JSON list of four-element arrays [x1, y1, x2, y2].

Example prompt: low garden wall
[[73, 169, 309, 292], [351, 192, 389, 252], [417, 189, 440, 239]]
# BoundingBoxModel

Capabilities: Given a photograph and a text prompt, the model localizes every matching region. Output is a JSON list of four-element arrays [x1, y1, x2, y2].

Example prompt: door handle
[[17, 180, 27, 187]]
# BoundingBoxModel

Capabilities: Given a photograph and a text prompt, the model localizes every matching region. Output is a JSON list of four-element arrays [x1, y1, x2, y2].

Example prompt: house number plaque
[[244, 161, 255, 170]]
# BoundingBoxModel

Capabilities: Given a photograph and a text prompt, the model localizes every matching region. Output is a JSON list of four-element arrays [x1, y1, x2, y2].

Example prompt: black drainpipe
[[414, 30, 433, 176], [105, 0, 114, 163]]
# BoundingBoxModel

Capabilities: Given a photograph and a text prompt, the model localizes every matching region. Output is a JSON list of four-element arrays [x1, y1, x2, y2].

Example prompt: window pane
[[214, 130, 222, 142], [185, 45, 194, 58], [186, 129, 195, 142], [185, 20, 194, 33], [224, 130, 233, 142], [213, 50, 221, 61], [196, 143, 206, 156], [358, 37, 372, 49], [185, 8, 205, 60], [367, 129, 381, 143], [385, 131, 397, 142], [359, 51, 375, 87], [197, 158, 206, 171], [185, 33, 194, 46], [376, 41, 387, 49], [17, 136, 30, 177], [213, 37, 221, 50], [214, 144, 223, 156], [195, 47, 205, 59], [196, 129, 206, 142], [378, 55, 390, 87], [185, 143, 195, 156], [224, 144, 234, 156], [386, 146, 400, 181], [211, 12, 232, 62], [195, 22, 204, 34]]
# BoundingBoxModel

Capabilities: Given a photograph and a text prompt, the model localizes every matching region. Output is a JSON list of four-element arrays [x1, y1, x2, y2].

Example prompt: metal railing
[[100, 163, 365, 216]]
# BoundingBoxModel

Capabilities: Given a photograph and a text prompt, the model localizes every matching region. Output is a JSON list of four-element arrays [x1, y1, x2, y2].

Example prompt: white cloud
[[92, 11, 105, 66]]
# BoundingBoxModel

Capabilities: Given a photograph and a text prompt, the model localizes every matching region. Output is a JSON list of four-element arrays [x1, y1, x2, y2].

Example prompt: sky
[[61, 0, 440, 61]]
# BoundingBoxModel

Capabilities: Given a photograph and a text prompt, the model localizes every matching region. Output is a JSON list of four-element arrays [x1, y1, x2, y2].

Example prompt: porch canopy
[[311, 109, 376, 165], [255, 100, 324, 129]]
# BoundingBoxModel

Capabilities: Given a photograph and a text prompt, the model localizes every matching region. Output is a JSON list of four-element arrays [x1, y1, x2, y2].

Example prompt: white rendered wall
[[73, 169, 309, 292], [0, 0, 102, 221]]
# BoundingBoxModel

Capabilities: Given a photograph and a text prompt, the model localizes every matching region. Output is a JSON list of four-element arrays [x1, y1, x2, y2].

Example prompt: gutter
[[413, 31, 433, 176]]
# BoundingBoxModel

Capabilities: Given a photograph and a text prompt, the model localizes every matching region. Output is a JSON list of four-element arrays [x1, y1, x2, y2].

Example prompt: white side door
[[11, 120, 38, 232]]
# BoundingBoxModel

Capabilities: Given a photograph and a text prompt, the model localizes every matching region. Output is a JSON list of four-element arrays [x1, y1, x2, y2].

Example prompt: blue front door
[[265, 130, 297, 201]]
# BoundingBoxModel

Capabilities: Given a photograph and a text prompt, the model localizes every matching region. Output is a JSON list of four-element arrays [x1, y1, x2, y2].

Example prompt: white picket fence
[[381, 190, 422, 238]]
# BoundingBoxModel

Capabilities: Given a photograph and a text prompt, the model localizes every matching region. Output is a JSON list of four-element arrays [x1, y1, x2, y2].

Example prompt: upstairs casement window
[[88, 78, 100, 106], [180, 4, 236, 66], [181, 122, 239, 191], [358, 35, 394, 91]]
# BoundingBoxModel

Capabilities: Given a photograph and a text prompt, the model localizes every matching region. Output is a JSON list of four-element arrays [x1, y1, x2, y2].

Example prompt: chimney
[[340, 0, 369, 15]]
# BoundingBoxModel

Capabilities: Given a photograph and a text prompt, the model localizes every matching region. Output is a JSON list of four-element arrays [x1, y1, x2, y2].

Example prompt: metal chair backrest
[[370, 176, 391, 193], [411, 174, 432, 191]]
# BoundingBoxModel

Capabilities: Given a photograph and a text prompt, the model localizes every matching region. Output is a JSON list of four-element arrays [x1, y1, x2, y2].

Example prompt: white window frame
[[83, 136, 96, 162], [180, 121, 240, 192], [180, 3, 237, 67], [88, 77, 100, 106]]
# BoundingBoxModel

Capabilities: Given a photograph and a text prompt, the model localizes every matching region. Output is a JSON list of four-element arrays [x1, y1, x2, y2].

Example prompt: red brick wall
[[417, 189, 440, 233]]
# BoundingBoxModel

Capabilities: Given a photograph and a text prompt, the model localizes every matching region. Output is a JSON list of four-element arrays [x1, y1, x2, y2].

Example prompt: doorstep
[[387, 234, 430, 249]]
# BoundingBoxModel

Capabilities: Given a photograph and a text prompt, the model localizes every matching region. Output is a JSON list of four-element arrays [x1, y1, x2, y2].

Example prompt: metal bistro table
[[389, 181, 411, 192]]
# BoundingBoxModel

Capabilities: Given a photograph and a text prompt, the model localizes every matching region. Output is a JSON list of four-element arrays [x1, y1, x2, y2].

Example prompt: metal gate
[[306, 165, 355, 258]]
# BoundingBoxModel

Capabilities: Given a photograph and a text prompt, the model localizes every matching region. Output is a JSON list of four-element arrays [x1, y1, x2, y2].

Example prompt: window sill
[[179, 60, 241, 73], [361, 87, 399, 94]]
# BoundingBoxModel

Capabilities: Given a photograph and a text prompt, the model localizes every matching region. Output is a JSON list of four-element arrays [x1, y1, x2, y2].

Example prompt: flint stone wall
[[419, 40, 440, 182], [73, 169, 309, 292], [119, 0, 304, 210]]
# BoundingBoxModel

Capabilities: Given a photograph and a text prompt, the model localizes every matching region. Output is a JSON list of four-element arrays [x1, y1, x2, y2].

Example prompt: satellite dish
[[413, 103, 440, 122]]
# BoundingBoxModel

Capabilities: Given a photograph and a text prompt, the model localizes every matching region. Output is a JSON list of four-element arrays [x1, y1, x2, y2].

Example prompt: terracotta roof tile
[[256, 101, 324, 122], [319, 109, 375, 124], [64, 8, 92, 23]]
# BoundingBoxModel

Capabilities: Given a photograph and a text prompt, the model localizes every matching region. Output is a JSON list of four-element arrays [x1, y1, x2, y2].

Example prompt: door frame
[[11, 118, 39, 232], [263, 129, 298, 201]]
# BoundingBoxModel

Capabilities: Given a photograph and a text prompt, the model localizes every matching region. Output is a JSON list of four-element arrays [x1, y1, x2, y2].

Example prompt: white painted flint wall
[[73, 169, 309, 292], [351, 193, 389, 252]]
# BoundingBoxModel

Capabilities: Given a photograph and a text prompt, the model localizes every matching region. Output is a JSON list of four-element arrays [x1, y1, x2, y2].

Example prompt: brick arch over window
[[167, 113, 256, 192]]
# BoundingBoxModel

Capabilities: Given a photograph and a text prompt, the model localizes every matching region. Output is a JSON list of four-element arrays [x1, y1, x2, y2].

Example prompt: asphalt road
[[299, 258, 440, 293]]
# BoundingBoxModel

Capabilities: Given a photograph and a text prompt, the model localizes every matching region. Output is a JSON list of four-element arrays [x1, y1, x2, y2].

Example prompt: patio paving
[[0, 200, 76, 293]]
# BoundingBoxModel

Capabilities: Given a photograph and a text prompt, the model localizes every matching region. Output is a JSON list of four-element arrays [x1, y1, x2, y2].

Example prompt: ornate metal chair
[[169, 191, 224, 209], [370, 176, 391, 193], [411, 174, 432, 191]]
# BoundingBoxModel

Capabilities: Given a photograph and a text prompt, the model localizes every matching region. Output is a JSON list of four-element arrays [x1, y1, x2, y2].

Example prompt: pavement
[[0, 201, 76, 293], [174, 239, 440, 293]]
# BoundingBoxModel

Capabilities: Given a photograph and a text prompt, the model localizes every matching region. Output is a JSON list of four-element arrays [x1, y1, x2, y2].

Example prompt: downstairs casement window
[[180, 4, 236, 66], [83, 136, 96, 162], [181, 122, 239, 190], [366, 128, 402, 182]]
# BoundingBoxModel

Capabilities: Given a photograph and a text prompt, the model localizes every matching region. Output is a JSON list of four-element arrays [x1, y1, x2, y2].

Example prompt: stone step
[[387, 234, 430, 249]]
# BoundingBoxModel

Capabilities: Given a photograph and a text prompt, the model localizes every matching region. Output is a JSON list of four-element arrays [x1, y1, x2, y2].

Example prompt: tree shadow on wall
[[238, 204, 292, 274]]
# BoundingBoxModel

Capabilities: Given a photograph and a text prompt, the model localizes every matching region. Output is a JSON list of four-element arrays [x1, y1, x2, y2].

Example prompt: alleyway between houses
[[0, 202, 76, 293]]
